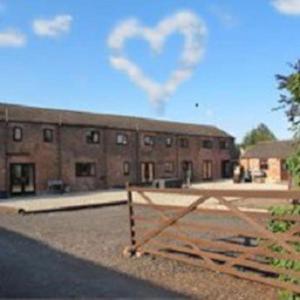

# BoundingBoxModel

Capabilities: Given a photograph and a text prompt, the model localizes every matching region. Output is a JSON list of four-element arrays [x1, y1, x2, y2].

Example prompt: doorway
[[141, 162, 155, 183], [281, 160, 289, 181], [203, 160, 213, 181], [221, 160, 232, 179], [10, 163, 35, 196], [182, 161, 193, 182]]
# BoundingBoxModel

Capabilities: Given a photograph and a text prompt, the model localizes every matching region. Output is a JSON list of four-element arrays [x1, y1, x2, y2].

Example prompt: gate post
[[123, 183, 137, 257]]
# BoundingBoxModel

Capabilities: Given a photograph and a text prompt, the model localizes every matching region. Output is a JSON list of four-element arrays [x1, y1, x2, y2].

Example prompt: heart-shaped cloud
[[108, 10, 207, 112]]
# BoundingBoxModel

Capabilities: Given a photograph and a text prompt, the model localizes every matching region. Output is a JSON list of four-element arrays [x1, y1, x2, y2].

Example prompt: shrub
[[267, 205, 300, 300]]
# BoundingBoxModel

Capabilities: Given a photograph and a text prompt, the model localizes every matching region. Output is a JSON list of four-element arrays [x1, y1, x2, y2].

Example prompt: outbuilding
[[240, 140, 294, 183]]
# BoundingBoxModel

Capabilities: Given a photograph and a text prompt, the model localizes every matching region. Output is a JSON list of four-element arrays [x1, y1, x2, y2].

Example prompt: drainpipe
[[176, 134, 179, 178], [135, 125, 140, 185], [4, 107, 9, 197], [103, 128, 108, 189], [57, 114, 63, 180]]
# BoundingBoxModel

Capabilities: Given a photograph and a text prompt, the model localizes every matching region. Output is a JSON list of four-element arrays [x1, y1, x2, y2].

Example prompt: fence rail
[[125, 186, 300, 294]]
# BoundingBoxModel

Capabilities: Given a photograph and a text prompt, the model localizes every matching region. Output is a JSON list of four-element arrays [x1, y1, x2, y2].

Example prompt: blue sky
[[0, 0, 300, 142]]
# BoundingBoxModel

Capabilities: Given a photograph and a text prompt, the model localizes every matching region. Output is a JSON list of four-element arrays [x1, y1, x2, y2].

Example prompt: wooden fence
[[125, 186, 300, 294]]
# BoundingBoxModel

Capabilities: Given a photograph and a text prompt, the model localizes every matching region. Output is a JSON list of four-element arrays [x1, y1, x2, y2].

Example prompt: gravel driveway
[[0, 205, 278, 299]]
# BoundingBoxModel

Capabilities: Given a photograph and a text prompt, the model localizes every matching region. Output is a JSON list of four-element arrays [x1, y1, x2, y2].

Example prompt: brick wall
[[240, 158, 260, 171], [240, 157, 282, 183], [106, 129, 138, 187], [200, 138, 233, 180], [6, 122, 59, 193], [1, 121, 234, 196], [60, 125, 106, 191], [265, 158, 281, 183]]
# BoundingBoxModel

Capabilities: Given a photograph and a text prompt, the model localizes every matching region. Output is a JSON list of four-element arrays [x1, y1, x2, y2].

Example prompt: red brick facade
[[240, 140, 293, 183], [0, 104, 234, 197], [240, 158, 288, 183]]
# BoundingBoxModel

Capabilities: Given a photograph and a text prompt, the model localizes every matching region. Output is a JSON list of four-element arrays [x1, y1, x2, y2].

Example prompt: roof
[[241, 140, 295, 159], [0, 102, 233, 138]]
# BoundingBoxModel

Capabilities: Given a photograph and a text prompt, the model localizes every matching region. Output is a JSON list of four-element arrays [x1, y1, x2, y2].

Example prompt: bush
[[267, 205, 300, 300]]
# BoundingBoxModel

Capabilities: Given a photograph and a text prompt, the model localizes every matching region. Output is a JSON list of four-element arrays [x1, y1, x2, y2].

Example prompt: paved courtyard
[[192, 180, 288, 190], [0, 190, 127, 214], [0, 180, 289, 214]]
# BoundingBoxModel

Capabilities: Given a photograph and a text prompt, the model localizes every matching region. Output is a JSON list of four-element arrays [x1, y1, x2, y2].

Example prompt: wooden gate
[[125, 186, 300, 294]]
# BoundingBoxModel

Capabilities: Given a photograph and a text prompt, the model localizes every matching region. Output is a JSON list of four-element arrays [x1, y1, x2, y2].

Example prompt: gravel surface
[[0, 205, 278, 299]]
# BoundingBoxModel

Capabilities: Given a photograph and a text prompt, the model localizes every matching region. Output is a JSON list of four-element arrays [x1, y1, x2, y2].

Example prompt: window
[[165, 137, 173, 147], [202, 140, 213, 149], [260, 159, 269, 170], [86, 130, 100, 144], [123, 162, 130, 176], [144, 135, 155, 146], [13, 127, 22, 142], [75, 163, 96, 177], [117, 133, 128, 145], [180, 138, 189, 148], [219, 140, 229, 150], [164, 162, 174, 173], [43, 129, 54, 143]]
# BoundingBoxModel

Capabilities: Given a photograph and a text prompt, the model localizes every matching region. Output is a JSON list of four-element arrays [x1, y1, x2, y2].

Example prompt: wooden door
[[281, 160, 289, 181], [203, 160, 213, 181]]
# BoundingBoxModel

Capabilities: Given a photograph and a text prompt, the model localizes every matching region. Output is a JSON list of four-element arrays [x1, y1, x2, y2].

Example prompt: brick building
[[0, 103, 235, 197], [240, 140, 294, 183]]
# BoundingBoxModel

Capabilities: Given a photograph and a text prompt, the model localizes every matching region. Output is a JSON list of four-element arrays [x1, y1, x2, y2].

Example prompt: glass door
[[10, 164, 35, 196], [141, 162, 155, 183]]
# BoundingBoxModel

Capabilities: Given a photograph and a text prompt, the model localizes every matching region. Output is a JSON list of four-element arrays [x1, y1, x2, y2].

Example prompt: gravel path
[[0, 205, 278, 299]]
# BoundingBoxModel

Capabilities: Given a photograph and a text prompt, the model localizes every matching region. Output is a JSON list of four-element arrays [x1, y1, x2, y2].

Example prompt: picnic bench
[[48, 180, 69, 194]]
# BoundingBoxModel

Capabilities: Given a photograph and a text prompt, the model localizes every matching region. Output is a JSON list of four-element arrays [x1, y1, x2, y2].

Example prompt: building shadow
[[0, 227, 187, 298]]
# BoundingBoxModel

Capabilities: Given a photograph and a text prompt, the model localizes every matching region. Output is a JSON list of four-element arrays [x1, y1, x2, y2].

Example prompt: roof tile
[[242, 140, 295, 159], [0, 103, 233, 138]]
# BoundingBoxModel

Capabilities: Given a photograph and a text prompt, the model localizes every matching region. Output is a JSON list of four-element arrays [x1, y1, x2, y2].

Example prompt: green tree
[[241, 123, 277, 149], [276, 60, 300, 130], [276, 61, 300, 187], [265, 61, 300, 300]]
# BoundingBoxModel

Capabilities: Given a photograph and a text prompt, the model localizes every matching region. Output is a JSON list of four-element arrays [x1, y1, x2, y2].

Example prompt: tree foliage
[[241, 123, 277, 149], [276, 60, 300, 129], [267, 205, 300, 300], [270, 61, 300, 300], [286, 149, 300, 187], [276, 60, 300, 187]]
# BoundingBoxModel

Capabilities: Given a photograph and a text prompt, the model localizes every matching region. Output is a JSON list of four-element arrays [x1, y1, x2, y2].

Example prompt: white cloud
[[0, 29, 26, 47], [33, 15, 73, 37], [108, 10, 207, 111], [272, 0, 300, 15]]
